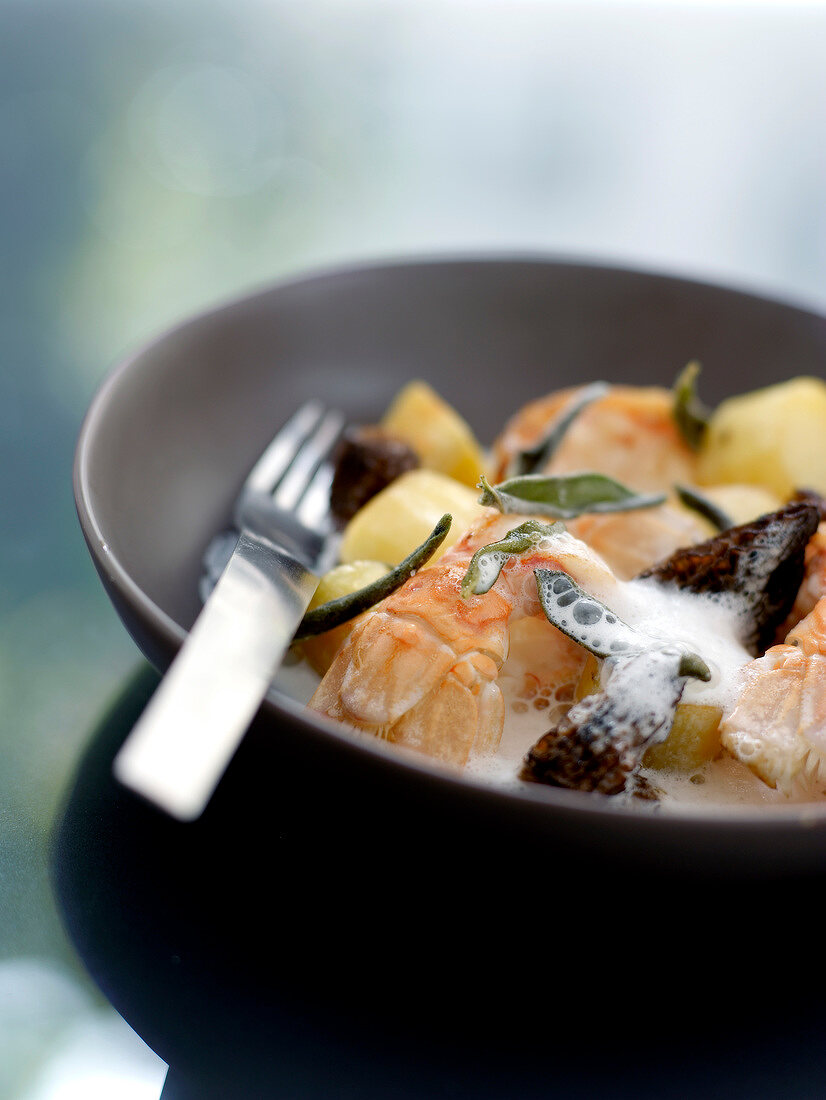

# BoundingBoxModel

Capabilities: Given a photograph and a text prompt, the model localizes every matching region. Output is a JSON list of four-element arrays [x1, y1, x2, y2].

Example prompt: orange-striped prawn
[[777, 515, 826, 638], [568, 503, 711, 580], [309, 510, 618, 767], [491, 383, 698, 492], [721, 596, 826, 797]]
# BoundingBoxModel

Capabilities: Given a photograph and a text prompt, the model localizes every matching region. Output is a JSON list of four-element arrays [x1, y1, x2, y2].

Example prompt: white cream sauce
[[468, 576, 777, 805], [286, 572, 804, 808], [608, 578, 752, 713], [639, 756, 818, 807]]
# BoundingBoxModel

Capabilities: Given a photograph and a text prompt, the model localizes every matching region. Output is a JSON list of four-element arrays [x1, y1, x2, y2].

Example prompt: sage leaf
[[294, 513, 452, 639], [677, 651, 713, 680], [478, 472, 665, 519], [675, 484, 734, 532], [507, 381, 609, 476], [461, 519, 564, 598], [534, 569, 645, 659], [673, 360, 711, 450], [534, 567, 710, 679]]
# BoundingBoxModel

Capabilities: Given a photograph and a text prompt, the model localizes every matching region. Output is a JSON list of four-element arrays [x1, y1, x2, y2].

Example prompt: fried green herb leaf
[[478, 472, 666, 519], [534, 567, 710, 680], [507, 381, 609, 476], [534, 569, 641, 658], [675, 484, 734, 532], [461, 520, 564, 598], [294, 513, 452, 639], [673, 360, 711, 450]]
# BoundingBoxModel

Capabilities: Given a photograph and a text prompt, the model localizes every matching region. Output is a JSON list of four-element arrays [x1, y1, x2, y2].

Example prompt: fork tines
[[240, 401, 346, 520]]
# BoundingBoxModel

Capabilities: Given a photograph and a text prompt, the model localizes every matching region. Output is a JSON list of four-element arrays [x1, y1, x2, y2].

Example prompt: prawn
[[777, 520, 826, 638], [721, 597, 826, 796], [568, 503, 712, 580], [309, 511, 618, 767], [491, 384, 697, 493]]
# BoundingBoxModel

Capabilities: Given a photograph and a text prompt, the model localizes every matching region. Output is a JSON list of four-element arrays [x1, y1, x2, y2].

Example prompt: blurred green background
[[2, 0, 825, 1095]]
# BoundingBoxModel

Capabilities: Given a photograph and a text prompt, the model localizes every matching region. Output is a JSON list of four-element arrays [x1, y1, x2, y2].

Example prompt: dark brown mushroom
[[791, 488, 826, 522], [521, 647, 685, 795], [636, 500, 819, 654], [330, 426, 419, 523]]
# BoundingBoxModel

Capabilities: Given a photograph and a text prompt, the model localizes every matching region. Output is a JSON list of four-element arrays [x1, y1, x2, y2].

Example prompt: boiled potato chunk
[[381, 380, 488, 488], [697, 377, 826, 498], [575, 655, 723, 771], [697, 484, 782, 526], [339, 468, 486, 566], [300, 560, 389, 676], [641, 704, 723, 772], [574, 653, 601, 700]]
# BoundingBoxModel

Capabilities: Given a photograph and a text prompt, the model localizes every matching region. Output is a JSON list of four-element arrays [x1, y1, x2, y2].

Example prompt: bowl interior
[[68, 262, 826, 1074]]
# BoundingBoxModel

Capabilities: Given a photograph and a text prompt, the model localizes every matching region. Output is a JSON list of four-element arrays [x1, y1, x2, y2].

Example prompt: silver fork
[[114, 401, 346, 821]]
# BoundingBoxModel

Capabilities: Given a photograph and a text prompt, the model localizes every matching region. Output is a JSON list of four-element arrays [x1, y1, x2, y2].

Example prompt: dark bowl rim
[[73, 249, 826, 834]]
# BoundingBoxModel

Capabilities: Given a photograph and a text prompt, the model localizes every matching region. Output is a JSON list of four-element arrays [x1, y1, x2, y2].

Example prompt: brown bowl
[[66, 256, 826, 1082], [73, 254, 826, 860]]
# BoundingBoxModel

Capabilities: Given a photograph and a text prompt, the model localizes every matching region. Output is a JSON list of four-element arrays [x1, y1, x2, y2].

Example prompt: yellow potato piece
[[697, 376, 826, 498], [575, 655, 723, 771], [696, 484, 782, 526], [381, 380, 488, 488], [574, 653, 601, 700], [641, 704, 723, 773], [300, 560, 389, 676], [339, 468, 486, 566]]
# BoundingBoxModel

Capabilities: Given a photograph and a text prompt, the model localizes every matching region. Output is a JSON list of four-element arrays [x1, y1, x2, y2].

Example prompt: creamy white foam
[[294, 570, 772, 805], [609, 579, 753, 713], [468, 576, 756, 799], [641, 755, 822, 808]]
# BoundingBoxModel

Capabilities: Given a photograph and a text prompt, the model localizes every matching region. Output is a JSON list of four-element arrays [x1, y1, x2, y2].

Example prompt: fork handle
[[114, 531, 318, 820]]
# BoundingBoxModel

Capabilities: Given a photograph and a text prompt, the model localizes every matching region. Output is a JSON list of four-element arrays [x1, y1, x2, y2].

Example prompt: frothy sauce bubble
[[610, 579, 752, 712]]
